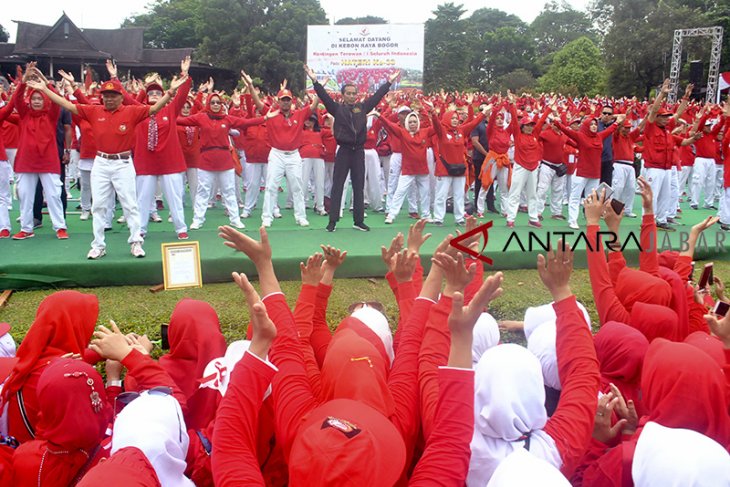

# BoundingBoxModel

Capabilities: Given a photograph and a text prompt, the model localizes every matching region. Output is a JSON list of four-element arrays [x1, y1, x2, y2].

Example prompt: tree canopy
[[0, 24, 8, 43]]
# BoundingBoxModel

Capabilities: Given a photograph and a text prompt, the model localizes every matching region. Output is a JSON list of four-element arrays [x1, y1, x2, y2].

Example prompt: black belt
[[97, 151, 131, 160], [614, 160, 634, 166]]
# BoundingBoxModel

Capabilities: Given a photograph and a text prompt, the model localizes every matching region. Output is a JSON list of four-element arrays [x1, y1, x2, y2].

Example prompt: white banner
[[306, 24, 424, 93]]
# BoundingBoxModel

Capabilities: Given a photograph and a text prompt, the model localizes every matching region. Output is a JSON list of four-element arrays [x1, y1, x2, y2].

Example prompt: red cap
[[569, 117, 582, 125], [520, 115, 536, 125], [622, 120, 633, 128], [145, 82, 164, 93], [288, 399, 406, 486], [99, 79, 124, 95], [657, 108, 673, 117], [277, 89, 293, 99], [0, 322, 9, 336]]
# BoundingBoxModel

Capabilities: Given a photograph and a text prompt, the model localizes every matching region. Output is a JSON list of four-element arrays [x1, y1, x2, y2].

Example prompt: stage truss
[[668, 26, 723, 103]]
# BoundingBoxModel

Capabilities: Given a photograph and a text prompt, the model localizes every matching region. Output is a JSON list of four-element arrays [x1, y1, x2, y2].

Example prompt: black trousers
[[600, 159, 613, 185], [34, 162, 67, 222], [473, 157, 497, 212], [329, 147, 365, 225]]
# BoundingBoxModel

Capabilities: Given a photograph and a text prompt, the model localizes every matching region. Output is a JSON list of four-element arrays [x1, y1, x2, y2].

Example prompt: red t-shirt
[[266, 106, 312, 152], [76, 104, 150, 154], [642, 120, 676, 170], [299, 130, 325, 159]]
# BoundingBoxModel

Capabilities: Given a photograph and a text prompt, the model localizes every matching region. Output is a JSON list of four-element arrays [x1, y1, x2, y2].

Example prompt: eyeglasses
[[347, 301, 387, 315], [602, 112, 613, 116], [210, 101, 222, 105], [114, 386, 182, 443]]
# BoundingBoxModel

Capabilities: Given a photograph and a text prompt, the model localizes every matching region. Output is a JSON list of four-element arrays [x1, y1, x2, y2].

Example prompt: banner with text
[[306, 24, 424, 93]]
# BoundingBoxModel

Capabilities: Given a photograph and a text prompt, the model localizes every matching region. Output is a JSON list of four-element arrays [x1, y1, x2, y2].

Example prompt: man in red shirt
[[536, 115, 570, 220], [28, 72, 189, 259], [261, 89, 318, 228], [691, 110, 724, 210]]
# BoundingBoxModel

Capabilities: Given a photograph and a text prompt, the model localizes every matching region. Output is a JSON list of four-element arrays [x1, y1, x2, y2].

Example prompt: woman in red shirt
[[479, 103, 513, 216], [177, 98, 201, 210], [377, 109, 435, 224], [177, 93, 274, 230], [299, 115, 326, 215], [11, 74, 68, 240]]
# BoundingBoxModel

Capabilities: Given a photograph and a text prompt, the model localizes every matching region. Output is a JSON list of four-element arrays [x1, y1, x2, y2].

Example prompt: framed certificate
[[161, 242, 203, 290]]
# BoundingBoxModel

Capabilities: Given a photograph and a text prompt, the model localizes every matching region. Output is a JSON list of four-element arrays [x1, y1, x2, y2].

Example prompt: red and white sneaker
[[131, 242, 146, 258], [12, 231, 34, 240], [177, 232, 189, 240], [0, 229, 9, 238], [506, 221, 515, 228], [528, 220, 542, 229], [56, 229, 69, 239]]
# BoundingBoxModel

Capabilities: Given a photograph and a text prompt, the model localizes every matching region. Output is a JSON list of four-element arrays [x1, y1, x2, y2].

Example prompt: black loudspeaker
[[689, 60, 704, 99]]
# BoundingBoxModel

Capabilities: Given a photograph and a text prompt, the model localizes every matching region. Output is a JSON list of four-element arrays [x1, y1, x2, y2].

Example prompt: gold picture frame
[[161, 241, 203, 290]]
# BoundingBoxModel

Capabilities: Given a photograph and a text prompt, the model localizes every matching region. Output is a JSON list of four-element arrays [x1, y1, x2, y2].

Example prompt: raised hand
[[691, 215, 719, 236], [537, 239, 573, 302], [57, 70, 76, 84], [636, 176, 653, 214], [180, 55, 191, 76], [90, 320, 133, 362], [609, 383, 639, 434], [321, 244, 347, 270], [705, 308, 730, 348], [432, 252, 474, 295], [303, 64, 317, 82], [684, 83, 694, 99], [219, 226, 272, 266], [381, 233, 404, 272], [300, 253, 325, 286], [106, 59, 118, 79], [592, 391, 627, 444], [604, 198, 623, 235], [660, 78, 671, 95], [407, 219, 432, 254], [387, 70, 401, 84], [231, 272, 277, 359], [392, 249, 418, 283], [280, 78, 288, 91], [583, 189, 607, 226], [240, 70, 254, 87]]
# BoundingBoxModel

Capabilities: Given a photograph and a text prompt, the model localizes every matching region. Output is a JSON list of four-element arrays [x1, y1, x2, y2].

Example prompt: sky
[[1, 0, 592, 43]]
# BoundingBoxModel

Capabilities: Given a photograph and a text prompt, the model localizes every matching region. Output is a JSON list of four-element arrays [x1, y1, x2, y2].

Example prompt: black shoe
[[104, 227, 113, 232], [690, 204, 698, 210], [667, 217, 677, 224], [656, 222, 676, 232], [721, 224, 730, 232], [326, 221, 336, 232], [33, 218, 43, 229], [353, 222, 370, 232], [487, 207, 499, 214]]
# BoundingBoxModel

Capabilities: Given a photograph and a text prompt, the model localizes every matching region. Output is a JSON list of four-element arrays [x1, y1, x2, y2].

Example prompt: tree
[[335, 16, 388, 25], [530, 1, 596, 72], [122, 0, 204, 49], [473, 27, 537, 88], [424, 3, 471, 91], [538, 37, 606, 96], [492, 68, 538, 93], [0, 24, 8, 43]]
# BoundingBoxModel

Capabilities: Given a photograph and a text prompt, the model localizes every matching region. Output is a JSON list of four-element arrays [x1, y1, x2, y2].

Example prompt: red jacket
[[298, 129, 325, 159], [379, 115, 435, 175], [177, 125, 201, 169], [556, 118, 617, 179], [12, 83, 61, 173], [612, 128, 641, 162], [266, 106, 312, 152], [508, 105, 550, 171], [487, 105, 512, 154], [642, 120, 677, 170], [431, 111, 484, 177], [539, 126, 569, 165]]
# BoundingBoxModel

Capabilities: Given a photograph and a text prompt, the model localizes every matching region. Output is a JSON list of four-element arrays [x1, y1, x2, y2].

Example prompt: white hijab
[[633, 422, 730, 487], [199, 340, 273, 399], [0, 333, 16, 358], [523, 301, 591, 339], [468, 344, 561, 486], [472, 312, 500, 367], [486, 448, 570, 487], [350, 306, 394, 365], [527, 320, 560, 391], [112, 392, 193, 487]]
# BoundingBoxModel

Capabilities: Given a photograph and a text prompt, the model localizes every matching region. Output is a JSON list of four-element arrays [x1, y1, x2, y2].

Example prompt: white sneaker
[[167, 215, 173, 223], [131, 242, 146, 258], [87, 247, 106, 260], [385, 215, 394, 224], [262, 219, 272, 228], [273, 208, 282, 219], [297, 219, 310, 227], [569, 223, 580, 230], [150, 212, 162, 223], [117, 215, 126, 224], [190, 222, 202, 230], [231, 221, 246, 229], [241, 211, 251, 219], [80, 211, 91, 221]]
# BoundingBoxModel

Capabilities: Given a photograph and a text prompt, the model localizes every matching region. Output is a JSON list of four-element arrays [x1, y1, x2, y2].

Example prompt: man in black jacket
[[305, 64, 399, 232]]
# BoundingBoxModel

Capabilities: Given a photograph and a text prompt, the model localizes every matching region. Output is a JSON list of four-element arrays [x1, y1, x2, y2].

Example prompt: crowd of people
[[1, 57, 729, 259], [0, 176, 729, 484]]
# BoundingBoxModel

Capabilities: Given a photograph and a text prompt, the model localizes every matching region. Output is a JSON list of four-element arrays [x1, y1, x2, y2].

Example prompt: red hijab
[[630, 302, 680, 342], [641, 339, 730, 447], [684, 331, 725, 367], [12, 358, 111, 486], [657, 266, 690, 340], [158, 299, 226, 428], [658, 250, 679, 270], [319, 329, 395, 419], [23, 87, 58, 158], [77, 447, 161, 487], [615, 268, 672, 312], [205, 94, 225, 120], [593, 321, 649, 414], [2, 291, 98, 400]]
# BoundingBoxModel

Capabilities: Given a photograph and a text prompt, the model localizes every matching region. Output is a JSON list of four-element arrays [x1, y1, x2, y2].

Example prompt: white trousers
[[386, 153, 418, 213], [193, 169, 242, 227], [324, 161, 335, 197], [691, 157, 716, 207], [387, 174, 430, 220], [679, 166, 692, 197], [0, 161, 10, 231], [668, 166, 679, 218], [137, 173, 187, 235], [506, 165, 538, 222], [91, 156, 142, 250], [364, 149, 383, 211], [379, 155, 390, 196], [17, 172, 66, 233], [568, 175, 600, 226], [302, 157, 325, 212], [720, 188, 730, 224], [434, 175, 466, 222], [186, 168, 199, 209], [263, 149, 306, 222], [243, 164, 266, 214], [427, 148, 436, 210], [535, 163, 565, 217], [612, 163, 636, 215], [715, 165, 724, 202], [645, 167, 672, 224]]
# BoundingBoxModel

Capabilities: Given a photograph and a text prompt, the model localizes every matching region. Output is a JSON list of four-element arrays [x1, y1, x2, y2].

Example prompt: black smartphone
[[609, 199, 625, 215], [690, 261, 696, 282], [713, 301, 729, 318], [160, 324, 170, 350], [596, 182, 614, 200], [698, 263, 714, 289]]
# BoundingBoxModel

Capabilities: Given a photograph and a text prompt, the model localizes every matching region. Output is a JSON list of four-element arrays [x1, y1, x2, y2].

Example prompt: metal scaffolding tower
[[668, 26, 723, 103]]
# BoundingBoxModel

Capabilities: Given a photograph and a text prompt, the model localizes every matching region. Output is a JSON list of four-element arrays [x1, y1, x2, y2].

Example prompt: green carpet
[[1, 190, 728, 290]]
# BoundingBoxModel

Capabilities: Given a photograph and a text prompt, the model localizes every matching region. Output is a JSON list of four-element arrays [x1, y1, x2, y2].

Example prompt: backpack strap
[[16, 389, 35, 439]]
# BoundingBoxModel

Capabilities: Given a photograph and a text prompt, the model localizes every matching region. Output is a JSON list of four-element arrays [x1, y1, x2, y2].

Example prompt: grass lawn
[[3, 260, 728, 348]]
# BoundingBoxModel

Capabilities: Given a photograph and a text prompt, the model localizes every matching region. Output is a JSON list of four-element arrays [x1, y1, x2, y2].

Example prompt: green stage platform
[[1, 193, 729, 290]]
